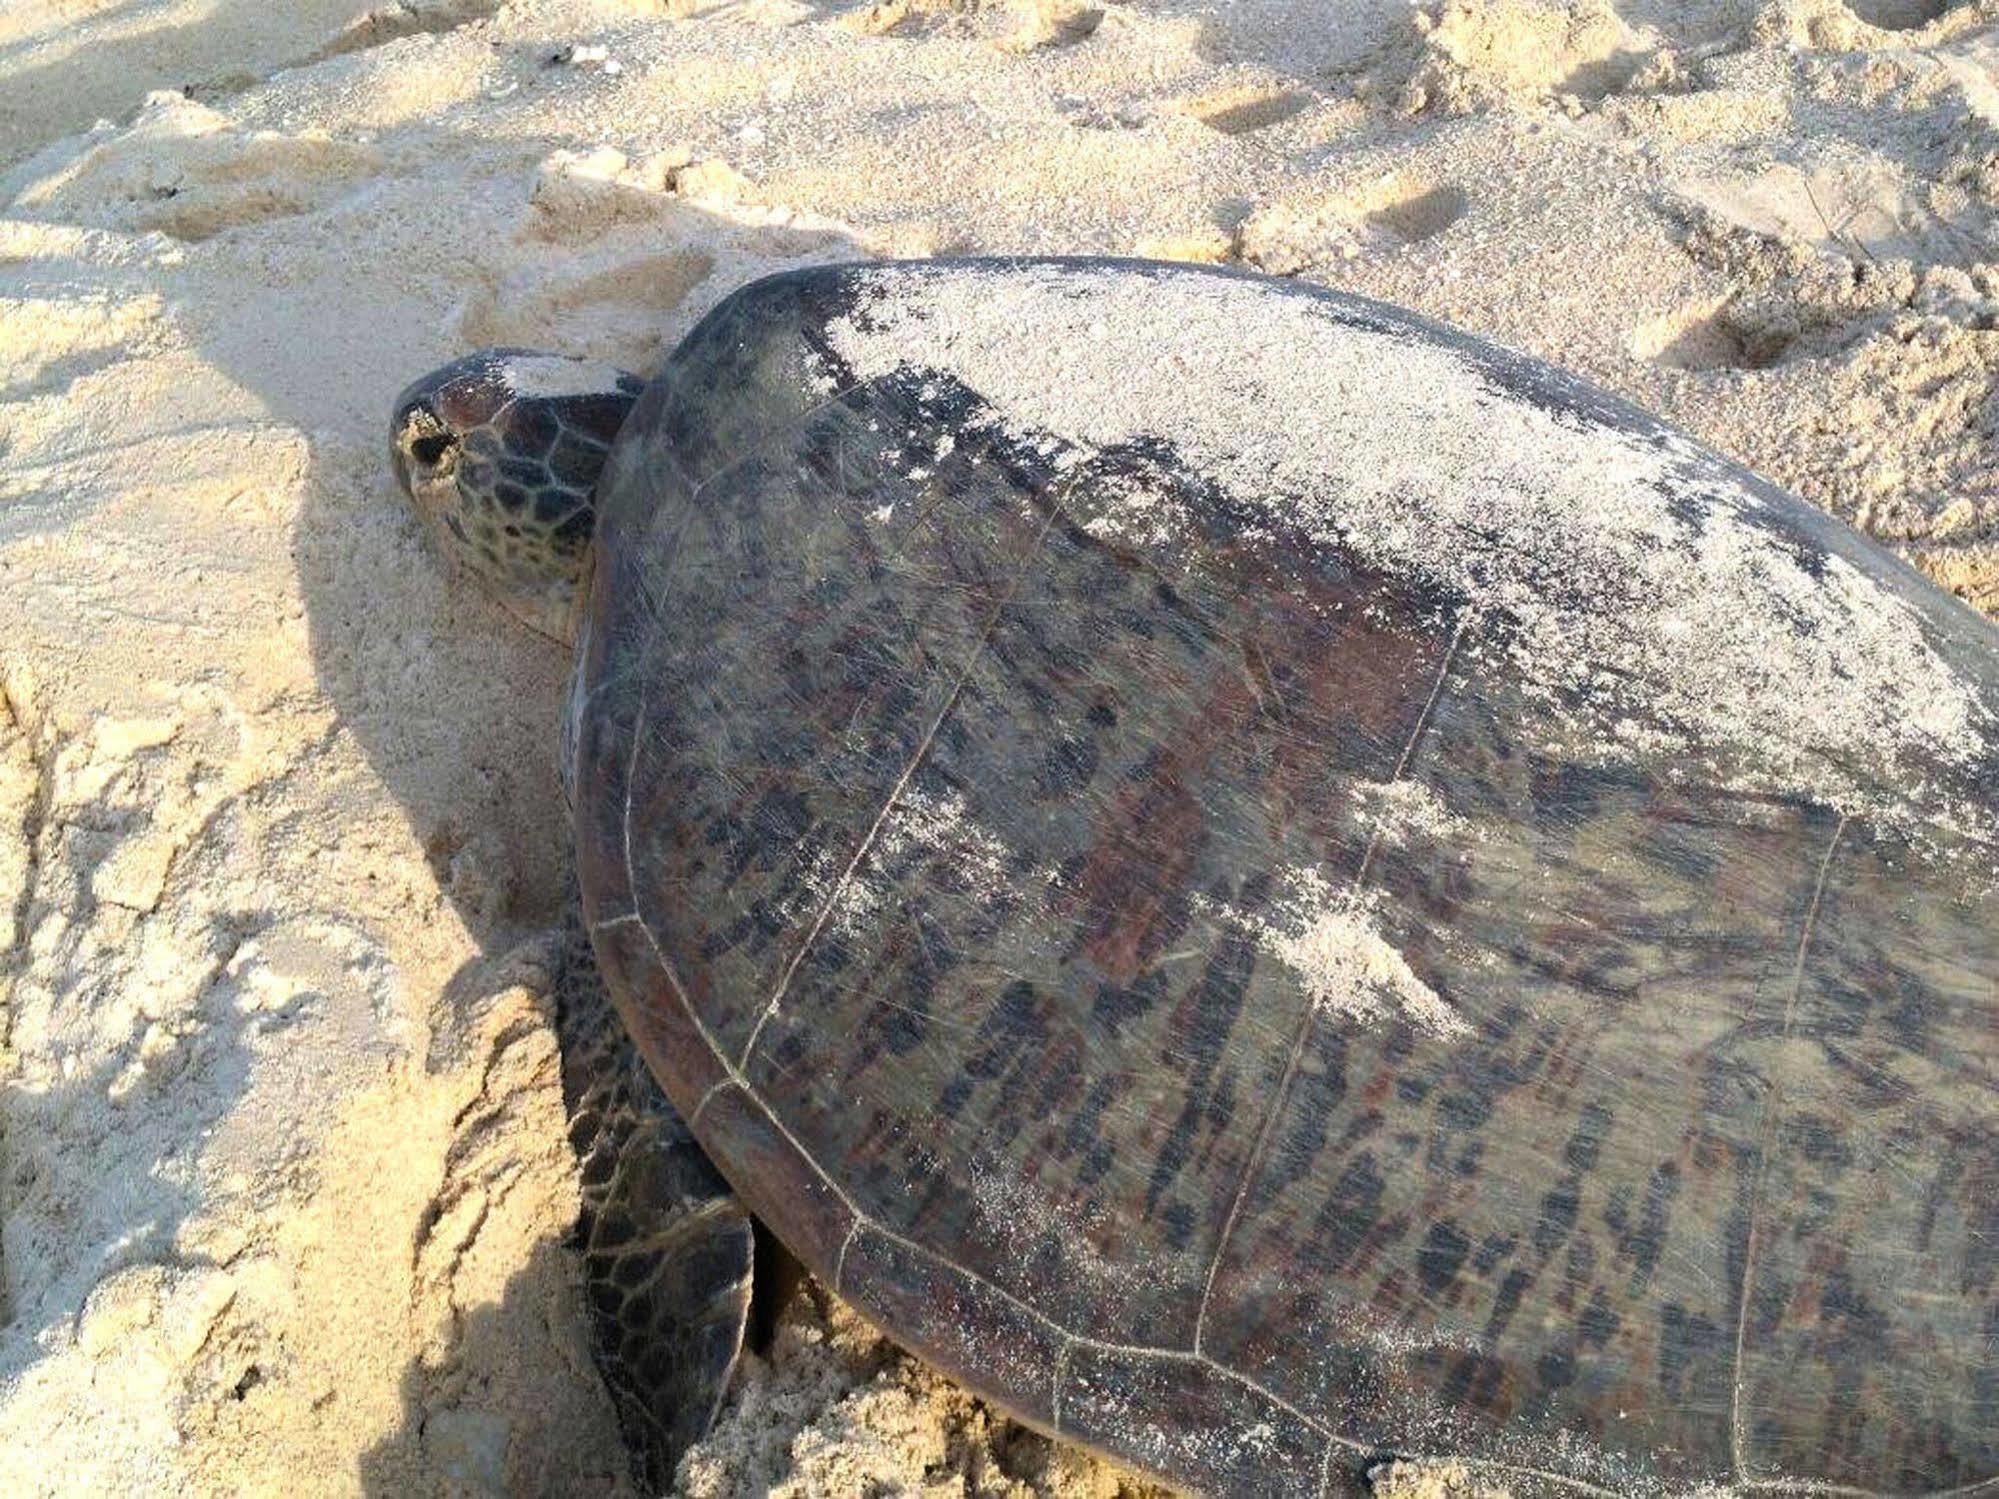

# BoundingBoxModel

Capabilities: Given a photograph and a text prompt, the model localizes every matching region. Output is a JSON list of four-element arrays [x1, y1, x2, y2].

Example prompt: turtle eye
[[411, 431, 457, 468]]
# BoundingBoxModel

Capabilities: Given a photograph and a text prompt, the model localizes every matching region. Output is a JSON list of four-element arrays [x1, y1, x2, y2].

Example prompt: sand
[[1, 0, 1995, 1494]]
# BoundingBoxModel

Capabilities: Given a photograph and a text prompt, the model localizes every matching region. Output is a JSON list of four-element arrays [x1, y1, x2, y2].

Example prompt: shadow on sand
[[247, 146, 866, 1490]]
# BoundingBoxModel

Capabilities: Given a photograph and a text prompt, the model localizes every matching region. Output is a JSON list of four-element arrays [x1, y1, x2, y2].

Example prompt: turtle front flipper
[[549, 911, 753, 1492]]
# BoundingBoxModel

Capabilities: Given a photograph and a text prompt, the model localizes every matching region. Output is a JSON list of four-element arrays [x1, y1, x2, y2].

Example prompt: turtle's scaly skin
[[570, 260, 1999, 1495]]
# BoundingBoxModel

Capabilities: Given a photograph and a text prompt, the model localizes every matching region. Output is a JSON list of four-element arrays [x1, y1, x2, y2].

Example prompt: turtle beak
[[390, 353, 518, 506], [390, 397, 457, 501]]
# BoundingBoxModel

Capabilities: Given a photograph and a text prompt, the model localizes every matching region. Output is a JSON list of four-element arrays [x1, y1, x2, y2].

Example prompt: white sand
[[1, 0, 1995, 1495], [1232, 875, 1470, 1042], [827, 260, 1992, 843]]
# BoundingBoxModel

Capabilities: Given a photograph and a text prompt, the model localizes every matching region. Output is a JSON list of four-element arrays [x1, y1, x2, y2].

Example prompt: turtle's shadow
[[351, 1237, 639, 1498], [208, 160, 871, 1490]]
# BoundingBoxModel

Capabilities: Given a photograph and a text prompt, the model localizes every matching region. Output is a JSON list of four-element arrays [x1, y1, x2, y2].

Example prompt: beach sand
[[1, 0, 1995, 1493]]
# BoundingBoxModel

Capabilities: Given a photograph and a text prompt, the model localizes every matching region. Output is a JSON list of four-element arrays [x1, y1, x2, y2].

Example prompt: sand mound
[[1406, 0, 1665, 112]]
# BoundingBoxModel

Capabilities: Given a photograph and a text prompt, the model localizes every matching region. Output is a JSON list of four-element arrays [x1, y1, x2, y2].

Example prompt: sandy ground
[[2, 0, 1997, 1494]]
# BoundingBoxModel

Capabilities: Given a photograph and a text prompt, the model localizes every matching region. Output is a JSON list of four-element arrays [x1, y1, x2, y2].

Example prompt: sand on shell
[[1, 0, 1996, 1494]]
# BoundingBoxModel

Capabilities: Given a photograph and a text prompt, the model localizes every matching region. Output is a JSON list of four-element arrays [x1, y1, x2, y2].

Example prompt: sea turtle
[[389, 257, 1999, 1497]]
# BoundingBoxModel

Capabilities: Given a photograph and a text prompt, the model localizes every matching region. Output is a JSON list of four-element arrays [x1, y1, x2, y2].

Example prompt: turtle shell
[[569, 259, 1999, 1496]]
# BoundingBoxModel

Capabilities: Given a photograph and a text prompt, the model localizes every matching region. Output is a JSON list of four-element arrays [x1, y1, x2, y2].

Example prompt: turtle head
[[391, 349, 644, 645]]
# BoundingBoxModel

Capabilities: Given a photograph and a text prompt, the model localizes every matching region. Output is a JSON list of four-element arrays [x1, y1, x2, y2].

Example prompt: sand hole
[[456, 247, 719, 363], [1001, 0, 1102, 50], [1187, 86, 1311, 136], [1843, 0, 1949, 28], [550, 249, 717, 315], [1363, 183, 1466, 244], [1629, 300, 1791, 372], [1554, 49, 1645, 101]]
